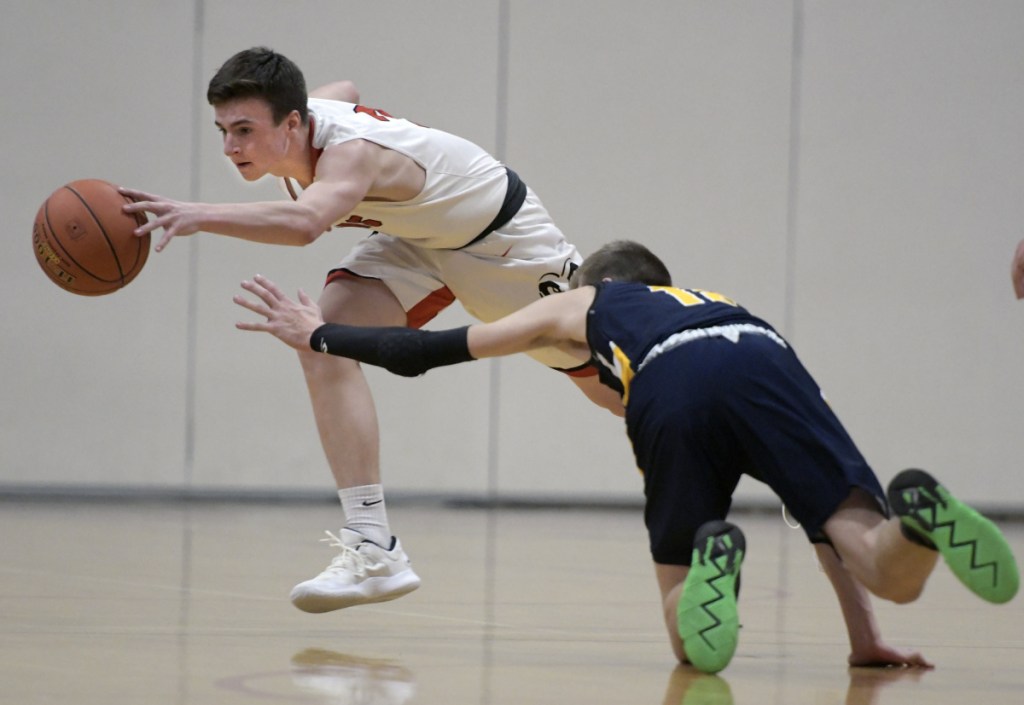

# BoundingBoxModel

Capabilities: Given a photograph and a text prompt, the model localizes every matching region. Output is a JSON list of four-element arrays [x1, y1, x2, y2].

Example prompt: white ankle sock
[[338, 484, 391, 547]]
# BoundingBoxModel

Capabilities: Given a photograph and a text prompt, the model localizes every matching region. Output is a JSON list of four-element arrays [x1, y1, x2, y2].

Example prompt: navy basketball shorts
[[625, 331, 886, 566]]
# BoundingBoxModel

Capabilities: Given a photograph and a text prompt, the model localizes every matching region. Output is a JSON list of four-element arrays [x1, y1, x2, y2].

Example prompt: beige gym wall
[[3, 1, 1023, 510]]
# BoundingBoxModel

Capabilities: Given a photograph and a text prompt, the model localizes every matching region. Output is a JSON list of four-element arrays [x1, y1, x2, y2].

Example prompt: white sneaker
[[290, 528, 421, 613]]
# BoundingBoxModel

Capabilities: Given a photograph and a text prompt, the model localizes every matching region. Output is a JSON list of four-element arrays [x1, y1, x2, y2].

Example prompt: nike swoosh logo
[[361, 499, 384, 507]]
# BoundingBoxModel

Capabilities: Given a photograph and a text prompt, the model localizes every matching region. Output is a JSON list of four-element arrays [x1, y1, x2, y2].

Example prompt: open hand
[[119, 187, 202, 253], [1012, 238, 1024, 299], [848, 641, 933, 669], [233, 274, 325, 350]]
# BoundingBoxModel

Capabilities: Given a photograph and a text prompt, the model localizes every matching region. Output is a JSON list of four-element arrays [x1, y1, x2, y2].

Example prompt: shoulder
[[550, 285, 598, 316], [562, 284, 598, 303], [306, 100, 368, 153], [522, 285, 596, 326], [307, 98, 354, 123], [309, 80, 360, 102]]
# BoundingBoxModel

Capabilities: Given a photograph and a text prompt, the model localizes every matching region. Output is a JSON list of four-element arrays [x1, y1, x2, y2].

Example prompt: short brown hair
[[207, 47, 309, 125], [572, 240, 673, 288]]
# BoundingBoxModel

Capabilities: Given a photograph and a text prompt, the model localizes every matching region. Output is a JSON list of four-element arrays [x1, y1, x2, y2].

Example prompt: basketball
[[32, 179, 150, 296]]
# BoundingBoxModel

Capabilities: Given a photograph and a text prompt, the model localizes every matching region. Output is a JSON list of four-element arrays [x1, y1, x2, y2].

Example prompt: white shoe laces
[[319, 530, 367, 578]]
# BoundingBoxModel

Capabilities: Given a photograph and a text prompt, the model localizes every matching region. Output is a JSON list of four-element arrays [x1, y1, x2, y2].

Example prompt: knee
[[884, 588, 923, 605], [876, 578, 926, 605]]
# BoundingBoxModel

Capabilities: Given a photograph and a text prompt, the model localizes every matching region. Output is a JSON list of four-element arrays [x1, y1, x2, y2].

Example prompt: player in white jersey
[[120, 47, 621, 613]]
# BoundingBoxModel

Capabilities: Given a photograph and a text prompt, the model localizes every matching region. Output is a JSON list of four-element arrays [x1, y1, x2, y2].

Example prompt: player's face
[[214, 98, 298, 181]]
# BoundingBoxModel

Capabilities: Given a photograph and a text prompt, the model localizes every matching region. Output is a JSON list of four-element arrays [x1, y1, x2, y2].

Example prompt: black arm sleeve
[[309, 324, 475, 377]]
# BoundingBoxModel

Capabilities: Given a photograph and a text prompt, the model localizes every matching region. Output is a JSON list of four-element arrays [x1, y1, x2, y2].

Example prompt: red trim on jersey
[[323, 269, 455, 330], [561, 362, 599, 378], [406, 286, 456, 329], [324, 268, 357, 287]]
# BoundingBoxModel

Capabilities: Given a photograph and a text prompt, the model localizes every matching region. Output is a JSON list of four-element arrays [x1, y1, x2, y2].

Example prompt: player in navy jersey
[[234, 239, 1018, 673]]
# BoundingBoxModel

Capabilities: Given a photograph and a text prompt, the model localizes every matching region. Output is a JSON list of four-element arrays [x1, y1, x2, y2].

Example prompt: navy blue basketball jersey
[[586, 281, 777, 402]]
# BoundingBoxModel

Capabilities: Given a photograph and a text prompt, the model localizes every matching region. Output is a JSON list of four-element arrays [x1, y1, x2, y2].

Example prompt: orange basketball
[[32, 179, 150, 296]]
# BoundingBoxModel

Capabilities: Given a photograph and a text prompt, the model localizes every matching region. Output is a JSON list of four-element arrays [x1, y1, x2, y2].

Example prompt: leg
[[655, 521, 745, 674], [708, 336, 938, 603], [655, 563, 690, 664], [290, 275, 421, 613], [887, 469, 1019, 603], [824, 488, 939, 604], [827, 473, 1020, 605], [625, 350, 745, 672], [299, 276, 406, 492]]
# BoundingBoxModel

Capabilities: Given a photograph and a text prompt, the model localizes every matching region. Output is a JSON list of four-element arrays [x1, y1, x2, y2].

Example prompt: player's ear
[[285, 110, 302, 131]]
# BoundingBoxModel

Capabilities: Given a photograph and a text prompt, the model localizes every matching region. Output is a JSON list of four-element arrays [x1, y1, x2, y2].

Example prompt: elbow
[[298, 226, 324, 246], [311, 80, 360, 103], [338, 80, 360, 103], [294, 209, 330, 246]]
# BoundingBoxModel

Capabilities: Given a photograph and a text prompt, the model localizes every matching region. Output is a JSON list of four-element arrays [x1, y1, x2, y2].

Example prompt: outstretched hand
[[119, 187, 203, 253], [1012, 238, 1024, 299], [234, 274, 325, 350]]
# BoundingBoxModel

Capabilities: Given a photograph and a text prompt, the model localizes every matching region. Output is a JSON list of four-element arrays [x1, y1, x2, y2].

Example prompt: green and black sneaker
[[888, 468, 1019, 604], [677, 520, 744, 674]]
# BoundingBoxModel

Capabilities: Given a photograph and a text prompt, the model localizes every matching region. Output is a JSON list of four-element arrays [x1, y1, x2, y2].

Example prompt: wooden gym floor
[[0, 500, 1021, 704]]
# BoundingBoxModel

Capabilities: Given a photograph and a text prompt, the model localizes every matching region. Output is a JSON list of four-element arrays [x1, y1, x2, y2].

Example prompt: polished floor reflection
[[0, 501, 1021, 704]]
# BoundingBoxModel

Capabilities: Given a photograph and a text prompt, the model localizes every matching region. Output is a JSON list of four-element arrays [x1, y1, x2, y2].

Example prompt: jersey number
[[649, 286, 737, 307], [337, 215, 383, 230], [353, 105, 394, 121]]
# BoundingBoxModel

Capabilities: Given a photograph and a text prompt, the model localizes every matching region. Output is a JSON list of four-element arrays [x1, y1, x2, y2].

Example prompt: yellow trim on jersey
[[648, 285, 738, 307], [611, 342, 635, 406], [650, 286, 703, 306]]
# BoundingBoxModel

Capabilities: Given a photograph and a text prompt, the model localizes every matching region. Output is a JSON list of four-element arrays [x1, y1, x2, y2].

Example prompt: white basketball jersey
[[283, 98, 508, 249]]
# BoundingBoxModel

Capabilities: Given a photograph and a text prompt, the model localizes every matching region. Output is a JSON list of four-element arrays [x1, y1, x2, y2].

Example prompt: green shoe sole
[[677, 520, 744, 674], [888, 468, 1019, 604]]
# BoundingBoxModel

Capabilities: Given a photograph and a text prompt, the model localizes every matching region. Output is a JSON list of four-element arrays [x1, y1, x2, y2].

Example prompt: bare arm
[[118, 194, 332, 251], [120, 138, 388, 251], [310, 80, 360, 103], [814, 544, 933, 668], [234, 275, 594, 372], [465, 287, 593, 360]]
